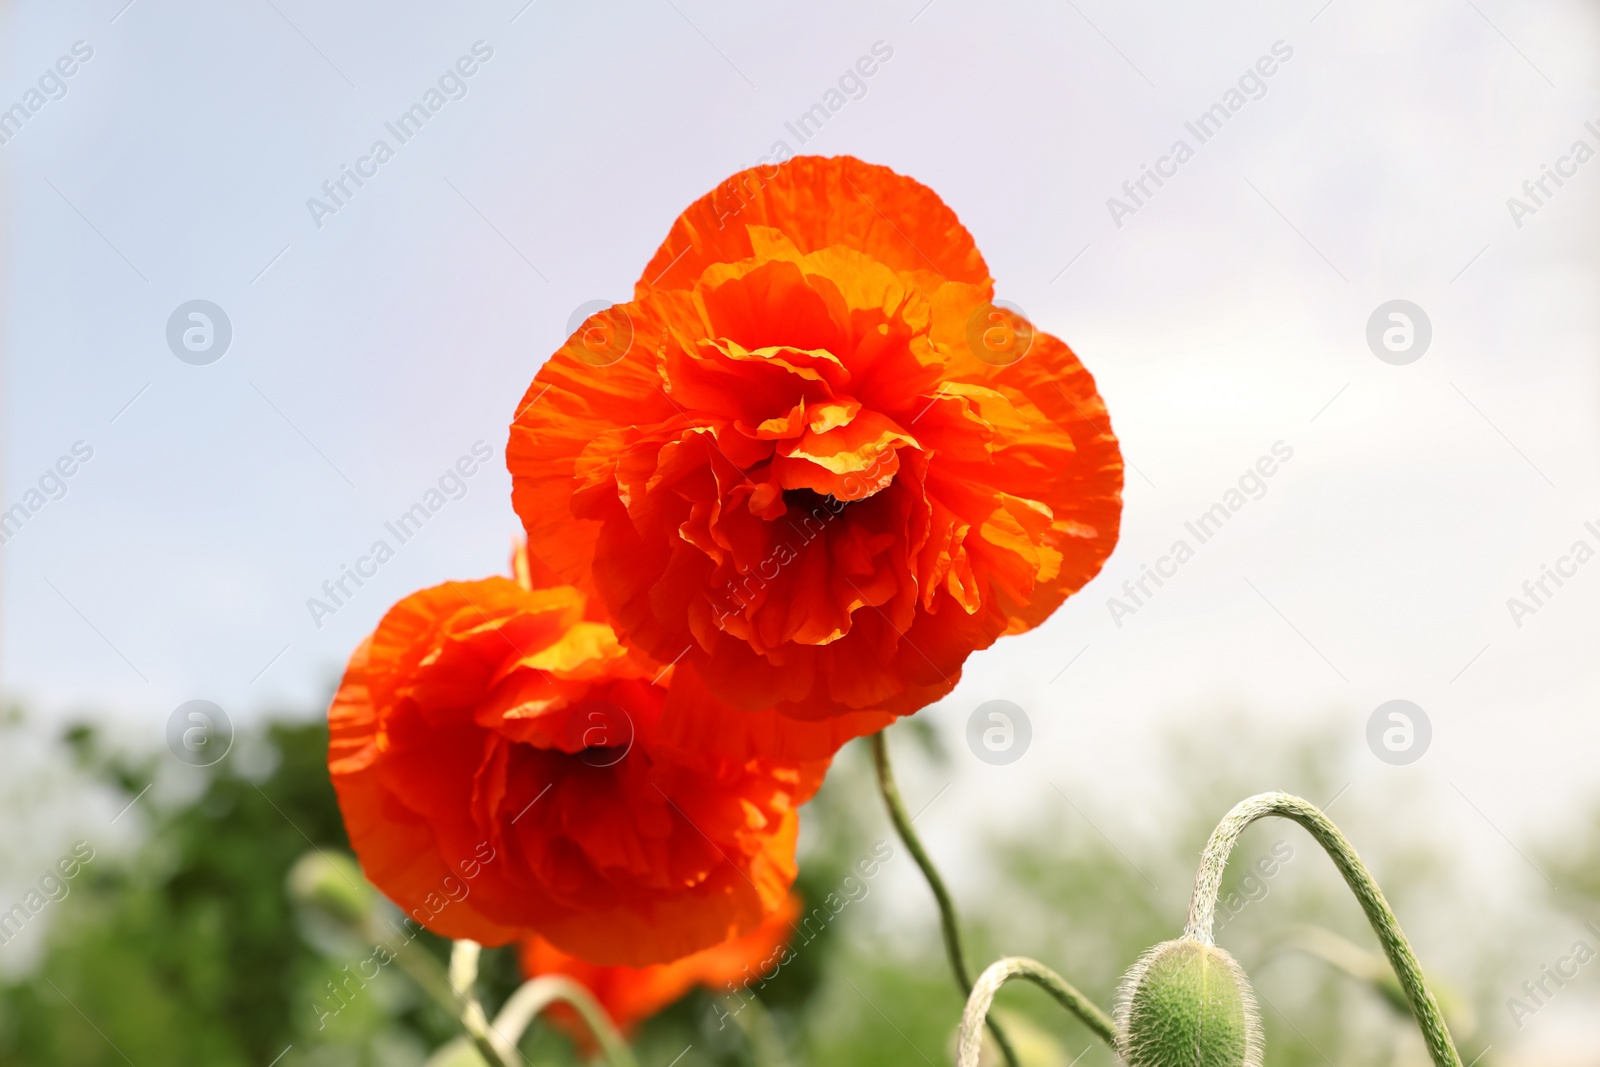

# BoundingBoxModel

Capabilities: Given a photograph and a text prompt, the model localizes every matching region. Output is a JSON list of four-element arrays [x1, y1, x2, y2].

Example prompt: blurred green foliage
[[0, 706, 1550, 1066], [0, 718, 458, 1066]]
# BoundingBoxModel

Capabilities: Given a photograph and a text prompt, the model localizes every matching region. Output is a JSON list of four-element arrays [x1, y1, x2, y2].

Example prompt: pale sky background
[[2, 0, 1599, 1055]]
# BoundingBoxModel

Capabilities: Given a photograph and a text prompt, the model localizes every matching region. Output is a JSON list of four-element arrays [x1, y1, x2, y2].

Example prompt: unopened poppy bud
[[287, 850, 372, 927], [1116, 939, 1263, 1067]]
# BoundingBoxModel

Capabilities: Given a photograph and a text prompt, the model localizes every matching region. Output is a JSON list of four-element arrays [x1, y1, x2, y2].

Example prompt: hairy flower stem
[[720, 993, 791, 1067], [1184, 792, 1463, 1067], [870, 730, 1021, 1067], [958, 957, 1118, 1067], [448, 941, 516, 1066], [445, 942, 639, 1067], [493, 976, 640, 1067]]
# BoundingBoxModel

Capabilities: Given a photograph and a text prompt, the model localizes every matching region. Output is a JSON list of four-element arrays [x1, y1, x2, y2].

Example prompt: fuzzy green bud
[[287, 850, 372, 927], [1116, 939, 1263, 1067]]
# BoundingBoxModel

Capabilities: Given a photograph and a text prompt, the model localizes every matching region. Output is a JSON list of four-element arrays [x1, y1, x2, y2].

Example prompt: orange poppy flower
[[327, 564, 826, 966], [518, 893, 799, 1050], [508, 155, 1122, 724]]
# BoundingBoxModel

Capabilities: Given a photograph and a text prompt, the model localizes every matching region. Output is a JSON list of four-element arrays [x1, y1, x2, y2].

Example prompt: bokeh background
[[2, 0, 1598, 1063]]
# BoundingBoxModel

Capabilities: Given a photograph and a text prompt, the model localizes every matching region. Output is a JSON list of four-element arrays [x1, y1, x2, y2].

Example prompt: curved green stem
[[958, 957, 1118, 1067], [346, 910, 506, 1064], [370, 921, 457, 1015], [1184, 792, 1463, 1067], [448, 941, 517, 1067], [870, 730, 1020, 1067], [719, 993, 791, 1067], [493, 974, 640, 1067]]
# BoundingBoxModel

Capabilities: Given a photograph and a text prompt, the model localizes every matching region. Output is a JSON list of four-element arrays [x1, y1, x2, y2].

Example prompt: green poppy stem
[[447, 941, 639, 1067], [869, 730, 1021, 1067], [446, 940, 516, 1067], [1184, 792, 1463, 1067], [958, 956, 1118, 1067], [492, 974, 640, 1067]]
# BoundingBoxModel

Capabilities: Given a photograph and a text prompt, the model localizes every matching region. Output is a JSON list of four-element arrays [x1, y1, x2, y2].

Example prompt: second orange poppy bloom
[[509, 155, 1123, 729]]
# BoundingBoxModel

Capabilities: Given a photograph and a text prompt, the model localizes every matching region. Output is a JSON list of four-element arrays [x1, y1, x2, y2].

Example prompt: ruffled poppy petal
[[329, 638, 529, 946], [944, 327, 1126, 632], [638, 155, 992, 296], [656, 660, 892, 761]]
